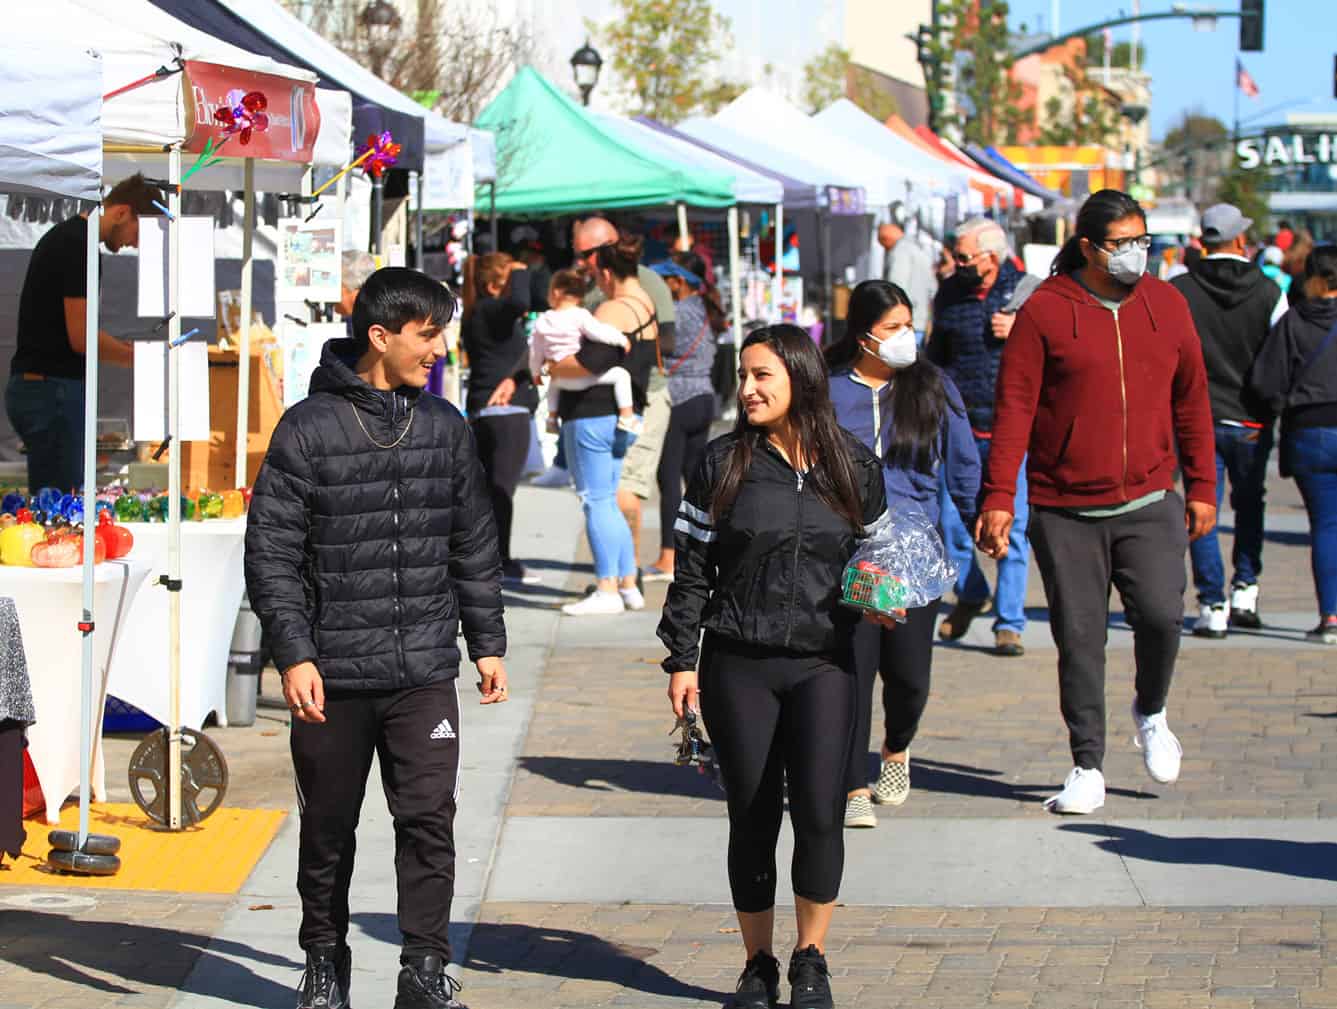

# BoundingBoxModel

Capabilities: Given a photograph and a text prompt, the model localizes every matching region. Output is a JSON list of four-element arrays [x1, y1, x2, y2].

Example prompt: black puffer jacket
[[658, 430, 888, 673], [245, 339, 505, 691]]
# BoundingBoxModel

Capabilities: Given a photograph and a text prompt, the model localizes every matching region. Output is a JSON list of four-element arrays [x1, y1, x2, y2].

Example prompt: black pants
[[843, 600, 938, 793], [711, 344, 737, 408], [699, 634, 855, 912], [291, 679, 461, 959], [471, 413, 530, 564], [1028, 493, 1188, 771], [656, 392, 715, 551]]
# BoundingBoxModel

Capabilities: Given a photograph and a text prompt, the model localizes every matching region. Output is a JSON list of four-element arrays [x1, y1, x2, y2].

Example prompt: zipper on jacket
[[871, 387, 883, 457], [1113, 308, 1129, 498], [784, 468, 805, 648], [391, 477, 406, 684]]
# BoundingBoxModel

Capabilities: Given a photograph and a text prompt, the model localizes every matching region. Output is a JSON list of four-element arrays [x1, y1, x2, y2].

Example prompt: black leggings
[[699, 634, 855, 912], [843, 600, 939, 793], [470, 413, 530, 564], [656, 392, 715, 551]]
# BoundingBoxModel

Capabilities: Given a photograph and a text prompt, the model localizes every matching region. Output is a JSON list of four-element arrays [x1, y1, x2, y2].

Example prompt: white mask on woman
[[865, 326, 917, 369]]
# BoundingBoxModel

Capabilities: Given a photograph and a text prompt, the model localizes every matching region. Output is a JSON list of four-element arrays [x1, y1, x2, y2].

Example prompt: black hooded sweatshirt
[[1250, 295, 1337, 435], [244, 339, 506, 691], [1172, 257, 1283, 425]]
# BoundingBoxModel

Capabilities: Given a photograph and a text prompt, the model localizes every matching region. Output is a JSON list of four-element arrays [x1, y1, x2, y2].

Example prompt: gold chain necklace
[[350, 402, 415, 449]]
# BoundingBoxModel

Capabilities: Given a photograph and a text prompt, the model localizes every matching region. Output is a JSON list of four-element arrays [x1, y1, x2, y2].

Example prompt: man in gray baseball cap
[[1171, 204, 1289, 637]]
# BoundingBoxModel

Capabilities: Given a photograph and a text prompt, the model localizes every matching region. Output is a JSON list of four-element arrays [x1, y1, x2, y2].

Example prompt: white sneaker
[[561, 590, 625, 616], [1043, 767, 1106, 814], [618, 586, 646, 611], [1132, 701, 1183, 784], [531, 465, 572, 488], [1229, 583, 1262, 629], [1192, 602, 1228, 639]]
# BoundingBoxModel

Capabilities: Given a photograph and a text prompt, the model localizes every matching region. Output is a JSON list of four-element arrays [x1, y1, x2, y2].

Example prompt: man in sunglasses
[[927, 218, 1033, 657]]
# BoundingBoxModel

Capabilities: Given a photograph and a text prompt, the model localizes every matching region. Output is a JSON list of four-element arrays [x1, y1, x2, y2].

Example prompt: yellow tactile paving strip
[[0, 804, 286, 893]]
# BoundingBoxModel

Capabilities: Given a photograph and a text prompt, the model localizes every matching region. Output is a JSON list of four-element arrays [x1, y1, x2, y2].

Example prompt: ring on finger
[[300, 701, 316, 708]]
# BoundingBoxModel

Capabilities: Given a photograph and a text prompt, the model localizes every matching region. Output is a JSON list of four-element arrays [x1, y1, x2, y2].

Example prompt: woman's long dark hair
[[672, 249, 728, 335], [713, 324, 865, 529], [826, 280, 949, 475], [1051, 189, 1146, 276]]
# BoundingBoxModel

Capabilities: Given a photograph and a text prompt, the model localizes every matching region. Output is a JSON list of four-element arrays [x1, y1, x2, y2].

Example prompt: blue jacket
[[928, 259, 1026, 432], [830, 365, 980, 526]]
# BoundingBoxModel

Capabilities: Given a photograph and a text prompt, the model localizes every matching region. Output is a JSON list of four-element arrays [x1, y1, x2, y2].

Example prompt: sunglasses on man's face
[[576, 242, 614, 261], [953, 250, 986, 266]]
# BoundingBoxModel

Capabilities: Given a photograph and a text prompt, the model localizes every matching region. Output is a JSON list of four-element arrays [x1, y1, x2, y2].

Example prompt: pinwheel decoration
[[213, 90, 270, 145], [357, 131, 402, 178]]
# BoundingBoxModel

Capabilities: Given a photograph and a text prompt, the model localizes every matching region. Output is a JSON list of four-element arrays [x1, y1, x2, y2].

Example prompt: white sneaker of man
[[561, 590, 625, 616], [1131, 701, 1183, 784], [1229, 583, 1262, 629], [531, 464, 572, 488], [1192, 602, 1229, 639], [1043, 767, 1106, 815]]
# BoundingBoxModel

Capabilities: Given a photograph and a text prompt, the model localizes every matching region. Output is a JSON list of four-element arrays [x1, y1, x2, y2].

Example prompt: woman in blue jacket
[[827, 280, 980, 828]]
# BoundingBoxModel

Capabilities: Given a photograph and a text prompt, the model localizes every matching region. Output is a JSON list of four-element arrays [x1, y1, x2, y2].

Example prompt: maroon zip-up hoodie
[[980, 272, 1216, 514]]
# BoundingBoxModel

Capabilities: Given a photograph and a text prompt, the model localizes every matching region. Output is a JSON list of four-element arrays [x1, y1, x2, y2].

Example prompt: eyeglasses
[[953, 250, 987, 266], [1099, 234, 1152, 253]]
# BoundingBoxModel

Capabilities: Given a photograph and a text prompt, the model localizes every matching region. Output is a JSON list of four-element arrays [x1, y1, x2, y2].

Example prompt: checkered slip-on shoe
[[871, 758, 910, 806]]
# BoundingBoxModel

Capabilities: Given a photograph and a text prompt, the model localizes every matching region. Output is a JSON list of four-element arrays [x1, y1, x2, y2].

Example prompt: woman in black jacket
[[658, 324, 888, 1009], [1251, 244, 1337, 643]]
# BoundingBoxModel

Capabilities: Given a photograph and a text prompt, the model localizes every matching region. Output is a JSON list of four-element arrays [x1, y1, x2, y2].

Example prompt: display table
[[108, 519, 247, 731], [0, 559, 150, 824]]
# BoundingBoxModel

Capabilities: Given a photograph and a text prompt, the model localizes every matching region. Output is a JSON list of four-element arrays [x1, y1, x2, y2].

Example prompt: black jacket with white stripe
[[657, 429, 889, 673]]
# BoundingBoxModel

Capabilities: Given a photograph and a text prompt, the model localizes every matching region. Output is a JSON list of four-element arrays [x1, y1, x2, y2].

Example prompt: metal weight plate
[[47, 830, 120, 855], [128, 727, 229, 826], [46, 848, 121, 876]]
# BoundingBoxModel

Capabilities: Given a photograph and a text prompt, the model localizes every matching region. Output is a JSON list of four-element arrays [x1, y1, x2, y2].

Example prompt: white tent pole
[[772, 203, 783, 323], [167, 147, 183, 831], [414, 170, 425, 270], [235, 158, 254, 489], [676, 202, 689, 248], [727, 206, 742, 346], [77, 205, 100, 850]]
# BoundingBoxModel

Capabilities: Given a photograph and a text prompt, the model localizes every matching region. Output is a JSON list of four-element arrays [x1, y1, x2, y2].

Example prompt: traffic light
[[1239, 0, 1264, 52]]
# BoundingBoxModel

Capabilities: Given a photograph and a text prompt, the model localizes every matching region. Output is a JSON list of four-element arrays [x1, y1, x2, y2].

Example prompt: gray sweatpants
[[1028, 492, 1188, 771]]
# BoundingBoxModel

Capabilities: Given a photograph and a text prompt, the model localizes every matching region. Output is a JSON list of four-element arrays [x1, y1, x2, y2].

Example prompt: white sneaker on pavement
[[1043, 767, 1106, 814], [1131, 701, 1183, 784], [531, 465, 572, 488], [561, 590, 625, 616], [1192, 602, 1229, 639], [618, 586, 646, 611], [1229, 583, 1262, 629]]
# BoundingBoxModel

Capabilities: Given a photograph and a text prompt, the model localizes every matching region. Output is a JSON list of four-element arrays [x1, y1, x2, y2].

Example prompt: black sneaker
[[788, 945, 833, 1009], [734, 950, 780, 1008], [297, 944, 350, 1009], [394, 954, 467, 1009]]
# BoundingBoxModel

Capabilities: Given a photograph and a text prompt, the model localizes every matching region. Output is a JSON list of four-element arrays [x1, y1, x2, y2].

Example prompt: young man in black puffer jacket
[[245, 268, 508, 1009]]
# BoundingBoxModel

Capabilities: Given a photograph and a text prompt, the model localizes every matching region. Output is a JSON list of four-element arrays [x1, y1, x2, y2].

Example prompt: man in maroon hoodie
[[976, 190, 1217, 815]]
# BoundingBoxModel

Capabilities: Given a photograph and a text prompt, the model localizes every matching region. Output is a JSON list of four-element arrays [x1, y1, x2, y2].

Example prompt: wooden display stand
[[180, 337, 283, 490]]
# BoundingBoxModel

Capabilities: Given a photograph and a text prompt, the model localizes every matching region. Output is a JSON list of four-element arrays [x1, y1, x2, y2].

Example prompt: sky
[[1004, 0, 1337, 140]]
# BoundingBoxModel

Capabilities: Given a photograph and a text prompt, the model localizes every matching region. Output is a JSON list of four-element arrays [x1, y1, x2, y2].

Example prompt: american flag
[[1237, 59, 1260, 99]]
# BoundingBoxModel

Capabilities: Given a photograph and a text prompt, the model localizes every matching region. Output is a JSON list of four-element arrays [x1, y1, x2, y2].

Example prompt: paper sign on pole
[[421, 142, 475, 210], [277, 218, 343, 303], [281, 320, 346, 408], [138, 217, 216, 319], [132, 340, 211, 442]]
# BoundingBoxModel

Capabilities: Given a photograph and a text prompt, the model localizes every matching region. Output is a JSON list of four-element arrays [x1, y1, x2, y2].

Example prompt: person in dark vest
[[1171, 204, 1287, 638], [926, 218, 1031, 657]]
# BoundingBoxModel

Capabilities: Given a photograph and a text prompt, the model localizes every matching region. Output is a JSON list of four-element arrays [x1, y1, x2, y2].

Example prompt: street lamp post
[[570, 40, 603, 107]]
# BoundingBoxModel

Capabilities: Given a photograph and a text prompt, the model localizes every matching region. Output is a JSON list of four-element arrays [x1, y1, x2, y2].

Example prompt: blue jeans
[[1188, 423, 1273, 604], [939, 435, 1029, 633], [1286, 425, 1337, 616], [563, 415, 635, 581], [5, 374, 85, 491]]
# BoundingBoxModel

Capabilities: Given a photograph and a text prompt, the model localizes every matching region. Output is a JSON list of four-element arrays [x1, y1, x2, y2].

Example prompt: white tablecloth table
[[0, 559, 150, 824], [107, 518, 247, 731]]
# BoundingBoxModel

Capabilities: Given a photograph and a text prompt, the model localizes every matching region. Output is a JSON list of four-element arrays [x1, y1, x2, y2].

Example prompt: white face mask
[[1102, 245, 1148, 286], [865, 326, 917, 369]]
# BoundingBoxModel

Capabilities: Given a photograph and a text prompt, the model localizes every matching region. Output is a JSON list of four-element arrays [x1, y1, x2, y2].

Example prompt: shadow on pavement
[[0, 908, 301, 1008], [1060, 823, 1337, 881], [1217, 523, 1310, 547], [516, 756, 724, 800], [852, 756, 1154, 804], [461, 919, 726, 1004]]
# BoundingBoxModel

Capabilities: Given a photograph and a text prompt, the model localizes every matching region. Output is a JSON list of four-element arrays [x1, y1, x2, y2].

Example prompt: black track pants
[[657, 393, 715, 551], [1028, 493, 1188, 771], [471, 413, 530, 564], [699, 635, 855, 912], [843, 599, 939, 793], [291, 679, 461, 960]]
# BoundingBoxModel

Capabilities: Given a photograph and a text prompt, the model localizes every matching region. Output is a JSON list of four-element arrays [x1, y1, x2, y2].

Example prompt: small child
[[531, 270, 639, 434]]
